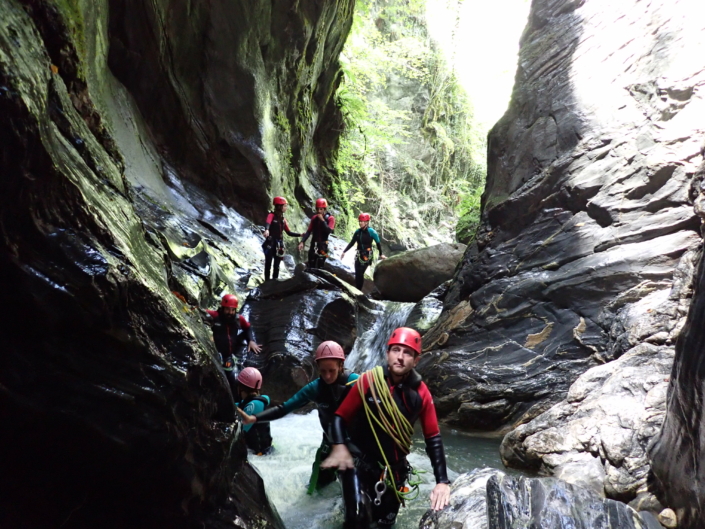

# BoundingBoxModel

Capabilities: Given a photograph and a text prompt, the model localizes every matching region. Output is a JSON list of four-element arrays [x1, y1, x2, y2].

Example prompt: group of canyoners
[[203, 197, 450, 528], [262, 196, 385, 289]]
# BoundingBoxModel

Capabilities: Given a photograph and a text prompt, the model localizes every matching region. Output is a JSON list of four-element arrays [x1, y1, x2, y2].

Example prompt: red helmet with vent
[[221, 294, 239, 309], [315, 198, 328, 209], [358, 213, 371, 222], [387, 327, 422, 355], [273, 196, 288, 206], [238, 367, 263, 389], [315, 341, 346, 362]]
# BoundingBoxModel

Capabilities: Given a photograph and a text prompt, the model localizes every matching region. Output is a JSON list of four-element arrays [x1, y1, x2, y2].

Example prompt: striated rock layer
[[419, 0, 705, 434], [650, 174, 705, 527], [0, 0, 355, 526]]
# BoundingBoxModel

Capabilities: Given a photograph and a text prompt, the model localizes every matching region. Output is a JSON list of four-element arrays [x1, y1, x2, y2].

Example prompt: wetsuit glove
[[330, 415, 348, 445], [425, 434, 450, 484], [253, 405, 288, 423]]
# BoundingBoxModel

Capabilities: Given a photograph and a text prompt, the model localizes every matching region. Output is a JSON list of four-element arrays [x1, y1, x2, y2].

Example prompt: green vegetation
[[333, 0, 486, 247]]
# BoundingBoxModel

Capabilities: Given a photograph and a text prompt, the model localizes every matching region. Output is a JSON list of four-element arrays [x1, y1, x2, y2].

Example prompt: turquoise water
[[250, 411, 508, 529]]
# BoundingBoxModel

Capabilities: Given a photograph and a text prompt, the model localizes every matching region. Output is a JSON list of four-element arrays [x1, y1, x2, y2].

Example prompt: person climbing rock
[[263, 196, 301, 281], [340, 213, 386, 290], [298, 198, 335, 269], [235, 367, 273, 455], [238, 341, 359, 493], [206, 294, 262, 392], [320, 327, 451, 528]]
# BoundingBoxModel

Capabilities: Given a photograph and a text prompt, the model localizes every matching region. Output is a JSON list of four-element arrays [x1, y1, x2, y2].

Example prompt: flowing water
[[251, 411, 508, 529], [345, 301, 415, 373], [250, 300, 503, 528]]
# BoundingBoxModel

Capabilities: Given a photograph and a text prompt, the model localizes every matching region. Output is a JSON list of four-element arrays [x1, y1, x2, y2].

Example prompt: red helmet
[[358, 213, 371, 222], [315, 341, 346, 362], [238, 367, 263, 389], [315, 198, 328, 209], [221, 294, 239, 309], [273, 196, 288, 206], [387, 327, 422, 355]]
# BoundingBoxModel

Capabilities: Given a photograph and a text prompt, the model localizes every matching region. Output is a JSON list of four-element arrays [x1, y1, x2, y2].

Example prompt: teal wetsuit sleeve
[[242, 398, 268, 432], [347, 373, 360, 384], [280, 379, 320, 412], [368, 228, 383, 253]]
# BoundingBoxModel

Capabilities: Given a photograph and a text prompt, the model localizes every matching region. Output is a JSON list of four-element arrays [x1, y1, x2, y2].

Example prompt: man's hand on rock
[[379, 254, 387, 260], [320, 444, 354, 471], [263, 229, 269, 238], [298, 241, 304, 251], [248, 341, 262, 354], [430, 483, 451, 511]]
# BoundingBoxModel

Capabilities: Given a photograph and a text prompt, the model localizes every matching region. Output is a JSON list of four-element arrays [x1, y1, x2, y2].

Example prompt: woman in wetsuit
[[263, 196, 301, 281], [340, 213, 386, 290], [237, 341, 358, 492]]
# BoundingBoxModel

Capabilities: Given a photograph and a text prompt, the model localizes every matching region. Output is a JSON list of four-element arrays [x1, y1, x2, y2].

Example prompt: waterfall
[[345, 301, 415, 373]]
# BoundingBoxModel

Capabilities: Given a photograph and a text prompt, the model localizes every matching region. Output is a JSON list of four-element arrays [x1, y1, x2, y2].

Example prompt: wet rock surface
[[421, 0, 705, 432], [650, 182, 705, 527], [242, 268, 368, 402], [499, 247, 700, 502], [374, 243, 466, 302], [0, 0, 354, 526], [419, 468, 660, 529]]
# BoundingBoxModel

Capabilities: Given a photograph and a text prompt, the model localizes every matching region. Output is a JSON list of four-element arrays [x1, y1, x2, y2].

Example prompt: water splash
[[345, 301, 415, 373]]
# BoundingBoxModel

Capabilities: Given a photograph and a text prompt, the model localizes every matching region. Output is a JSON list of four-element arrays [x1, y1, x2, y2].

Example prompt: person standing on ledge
[[262, 196, 301, 281], [298, 197, 335, 269], [340, 213, 386, 290], [235, 367, 273, 455], [237, 341, 359, 493], [320, 327, 451, 528], [206, 294, 261, 392]]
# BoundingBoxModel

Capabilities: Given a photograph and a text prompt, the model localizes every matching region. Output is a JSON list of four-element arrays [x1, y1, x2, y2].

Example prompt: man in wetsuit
[[263, 196, 301, 281], [298, 197, 335, 269], [321, 327, 451, 528], [206, 294, 261, 392], [341, 213, 386, 290]]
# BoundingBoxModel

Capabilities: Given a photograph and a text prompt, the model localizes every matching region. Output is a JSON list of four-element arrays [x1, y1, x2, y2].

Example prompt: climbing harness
[[357, 246, 373, 264], [358, 366, 423, 503]]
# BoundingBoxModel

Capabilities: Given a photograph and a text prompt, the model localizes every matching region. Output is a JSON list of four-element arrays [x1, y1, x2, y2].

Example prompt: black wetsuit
[[332, 367, 449, 528], [237, 395, 273, 454], [206, 308, 254, 392], [263, 212, 301, 280], [343, 227, 383, 290], [255, 370, 359, 491], [302, 213, 335, 269]]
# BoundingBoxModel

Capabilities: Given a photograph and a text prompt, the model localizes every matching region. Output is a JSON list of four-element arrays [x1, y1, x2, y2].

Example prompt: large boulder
[[420, 469, 661, 529], [373, 243, 466, 302], [419, 0, 705, 431]]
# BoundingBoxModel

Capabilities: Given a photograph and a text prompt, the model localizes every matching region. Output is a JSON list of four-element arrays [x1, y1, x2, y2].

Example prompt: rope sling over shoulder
[[358, 366, 425, 503]]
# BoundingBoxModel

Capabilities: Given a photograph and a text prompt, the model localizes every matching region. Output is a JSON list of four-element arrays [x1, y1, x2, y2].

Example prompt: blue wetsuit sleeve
[[242, 398, 268, 432], [280, 379, 320, 413], [368, 228, 383, 253], [347, 373, 360, 384]]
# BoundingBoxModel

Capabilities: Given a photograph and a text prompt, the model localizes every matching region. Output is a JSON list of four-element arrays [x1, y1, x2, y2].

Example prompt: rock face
[[419, 469, 661, 529], [650, 183, 705, 526], [419, 0, 705, 431], [499, 247, 699, 502], [373, 243, 466, 302], [0, 0, 354, 526], [242, 268, 368, 402]]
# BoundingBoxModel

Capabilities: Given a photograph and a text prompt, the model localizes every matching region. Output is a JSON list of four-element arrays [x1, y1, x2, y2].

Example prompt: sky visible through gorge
[[425, 0, 531, 130]]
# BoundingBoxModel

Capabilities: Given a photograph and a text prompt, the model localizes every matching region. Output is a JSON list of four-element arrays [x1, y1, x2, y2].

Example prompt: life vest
[[348, 367, 423, 467], [315, 370, 356, 439], [240, 395, 273, 453]]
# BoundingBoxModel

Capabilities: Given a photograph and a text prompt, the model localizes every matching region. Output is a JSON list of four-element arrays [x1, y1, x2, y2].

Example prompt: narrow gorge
[[1, 0, 705, 528]]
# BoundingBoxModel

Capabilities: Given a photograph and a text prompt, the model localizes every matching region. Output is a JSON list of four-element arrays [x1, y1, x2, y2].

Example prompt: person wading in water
[[340, 213, 386, 291], [235, 367, 273, 455], [321, 327, 451, 528], [237, 341, 359, 493], [262, 196, 301, 281]]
